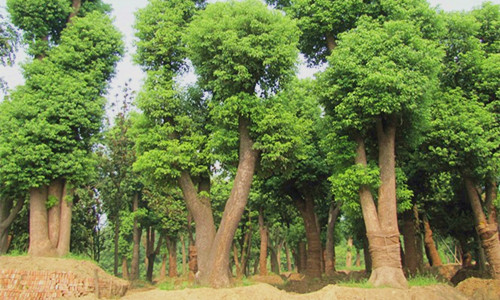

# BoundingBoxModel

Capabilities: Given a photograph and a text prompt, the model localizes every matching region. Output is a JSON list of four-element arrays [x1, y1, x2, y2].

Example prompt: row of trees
[[0, 0, 499, 290]]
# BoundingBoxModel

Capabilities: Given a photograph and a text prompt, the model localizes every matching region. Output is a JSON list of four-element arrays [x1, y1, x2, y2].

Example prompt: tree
[[0, 12, 18, 94], [318, 19, 442, 288], [0, 0, 123, 257]]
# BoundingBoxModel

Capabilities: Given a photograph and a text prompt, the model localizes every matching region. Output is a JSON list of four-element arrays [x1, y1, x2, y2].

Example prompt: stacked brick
[[0, 269, 128, 299]]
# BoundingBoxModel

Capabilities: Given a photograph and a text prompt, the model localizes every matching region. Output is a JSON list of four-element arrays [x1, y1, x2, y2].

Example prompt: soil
[[2, 257, 499, 300]]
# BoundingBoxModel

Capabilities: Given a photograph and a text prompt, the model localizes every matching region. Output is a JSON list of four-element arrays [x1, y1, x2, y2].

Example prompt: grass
[[337, 279, 374, 288], [407, 274, 448, 286]]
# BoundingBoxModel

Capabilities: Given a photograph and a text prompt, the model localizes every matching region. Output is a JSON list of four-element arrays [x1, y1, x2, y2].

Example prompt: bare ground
[[2, 256, 499, 300]]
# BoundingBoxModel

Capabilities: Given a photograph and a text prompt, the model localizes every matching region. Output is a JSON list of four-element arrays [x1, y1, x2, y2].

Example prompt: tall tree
[[319, 19, 442, 287], [1, 0, 123, 257]]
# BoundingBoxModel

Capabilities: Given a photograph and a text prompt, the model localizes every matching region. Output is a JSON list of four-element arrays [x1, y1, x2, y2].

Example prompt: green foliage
[[134, 0, 197, 73], [185, 0, 299, 99], [423, 89, 498, 179], [268, 0, 442, 65], [0, 11, 123, 190], [0, 13, 18, 67], [45, 195, 59, 209], [7, 0, 70, 55], [319, 18, 442, 134]]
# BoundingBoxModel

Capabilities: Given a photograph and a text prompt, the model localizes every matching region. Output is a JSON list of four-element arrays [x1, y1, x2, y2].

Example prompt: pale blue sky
[[1, 0, 499, 103]]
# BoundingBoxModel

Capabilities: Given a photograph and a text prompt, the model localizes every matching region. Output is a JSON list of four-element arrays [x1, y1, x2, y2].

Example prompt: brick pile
[[0, 269, 128, 299]]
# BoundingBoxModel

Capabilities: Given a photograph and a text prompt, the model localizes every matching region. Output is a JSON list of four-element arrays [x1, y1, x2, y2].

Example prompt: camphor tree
[[0, 0, 123, 257], [318, 18, 443, 288], [421, 4, 500, 278], [134, 0, 298, 287]]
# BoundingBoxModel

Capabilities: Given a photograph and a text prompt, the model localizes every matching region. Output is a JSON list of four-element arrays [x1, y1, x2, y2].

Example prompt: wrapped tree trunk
[[465, 178, 500, 279], [355, 132, 407, 288]]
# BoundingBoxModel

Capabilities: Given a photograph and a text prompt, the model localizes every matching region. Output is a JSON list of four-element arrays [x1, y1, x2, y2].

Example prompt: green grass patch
[[337, 279, 374, 288], [407, 274, 448, 286]]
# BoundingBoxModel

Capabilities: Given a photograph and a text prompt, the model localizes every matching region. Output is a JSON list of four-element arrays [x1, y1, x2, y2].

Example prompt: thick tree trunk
[[346, 237, 353, 268], [130, 195, 141, 280], [355, 132, 407, 288], [402, 207, 420, 276], [0, 197, 24, 254], [258, 207, 268, 276], [166, 235, 178, 278], [57, 183, 72, 256], [363, 236, 372, 273], [422, 215, 442, 266], [298, 241, 307, 274], [47, 180, 63, 248], [122, 256, 129, 280], [28, 187, 57, 256], [178, 173, 216, 281], [325, 201, 340, 274], [293, 191, 322, 278], [204, 117, 259, 288], [465, 178, 500, 279]]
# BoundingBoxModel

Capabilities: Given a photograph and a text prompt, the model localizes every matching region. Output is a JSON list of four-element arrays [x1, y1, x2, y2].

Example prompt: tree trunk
[[355, 131, 407, 288], [160, 253, 167, 279], [258, 207, 268, 276], [181, 235, 187, 275], [166, 235, 178, 278], [355, 249, 361, 267], [363, 236, 372, 273], [0, 197, 24, 254], [204, 117, 259, 288], [47, 180, 63, 248], [285, 242, 292, 272], [346, 236, 353, 268], [113, 217, 120, 276], [298, 241, 307, 274], [240, 224, 252, 277], [270, 247, 279, 274], [294, 192, 322, 279], [325, 201, 340, 274], [465, 177, 500, 279], [422, 215, 442, 266], [122, 256, 129, 280], [56, 183, 72, 256], [145, 227, 155, 282], [402, 207, 419, 276], [28, 186, 57, 256], [130, 194, 141, 281], [178, 172, 216, 281]]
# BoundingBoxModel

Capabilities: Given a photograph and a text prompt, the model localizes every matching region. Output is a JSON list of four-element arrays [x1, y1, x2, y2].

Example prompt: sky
[[1, 0, 499, 105]]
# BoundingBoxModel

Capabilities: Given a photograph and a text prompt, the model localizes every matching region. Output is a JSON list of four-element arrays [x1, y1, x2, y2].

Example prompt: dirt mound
[[111, 283, 467, 300], [251, 274, 285, 285], [0, 256, 128, 299], [456, 278, 500, 299]]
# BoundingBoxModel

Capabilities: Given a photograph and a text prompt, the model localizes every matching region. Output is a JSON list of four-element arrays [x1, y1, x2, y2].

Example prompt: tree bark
[[0, 197, 24, 254], [325, 200, 340, 274], [122, 256, 129, 280], [402, 207, 420, 276], [258, 207, 268, 276], [47, 180, 63, 248], [181, 235, 187, 275], [285, 242, 292, 272], [298, 241, 307, 274], [166, 235, 178, 278], [204, 117, 259, 288], [160, 253, 167, 279], [346, 236, 353, 268], [422, 215, 442, 266], [130, 194, 141, 281], [56, 183, 72, 256], [464, 177, 500, 279], [355, 130, 407, 288], [178, 172, 216, 281], [291, 189, 322, 279], [28, 186, 57, 256]]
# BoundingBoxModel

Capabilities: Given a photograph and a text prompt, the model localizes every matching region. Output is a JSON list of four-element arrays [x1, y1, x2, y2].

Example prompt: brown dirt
[[0, 256, 117, 281], [68, 282, 468, 300], [456, 278, 500, 300]]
